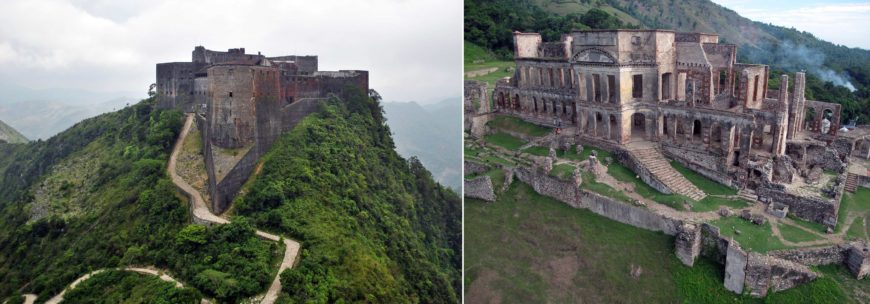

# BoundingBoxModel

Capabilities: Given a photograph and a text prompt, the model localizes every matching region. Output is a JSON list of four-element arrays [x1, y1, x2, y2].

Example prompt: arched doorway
[[533, 97, 538, 112], [631, 113, 646, 141], [711, 124, 723, 149]]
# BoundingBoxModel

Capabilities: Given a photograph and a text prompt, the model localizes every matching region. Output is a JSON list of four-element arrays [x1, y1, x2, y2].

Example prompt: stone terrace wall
[[514, 166, 682, 235], [662, 144, 734, 187]]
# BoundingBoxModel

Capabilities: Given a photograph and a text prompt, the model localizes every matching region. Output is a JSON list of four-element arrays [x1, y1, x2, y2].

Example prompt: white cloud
[[712, 1, 870, 49], [0, 0, 462, 103]]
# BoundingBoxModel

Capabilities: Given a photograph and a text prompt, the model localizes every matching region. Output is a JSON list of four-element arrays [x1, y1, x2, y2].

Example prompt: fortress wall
[[207, 65, 265, 148], [156, 62, 196, 110], [268, 55, 318, 74], [213, 142, 260, 213]]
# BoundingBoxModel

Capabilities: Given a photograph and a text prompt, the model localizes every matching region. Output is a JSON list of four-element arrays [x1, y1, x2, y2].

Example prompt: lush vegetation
[[62, 270, 202, 304], [487, 116, 551, 137], [709, 216, 789, 253], [465, 0, 635, 58], [484, 132, 527, 150], [234, 89, 461, 303], [0, 120, 27, 144]]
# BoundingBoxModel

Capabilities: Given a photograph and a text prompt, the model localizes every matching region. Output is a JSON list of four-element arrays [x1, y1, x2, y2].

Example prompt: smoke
[[770, 40, 856, 91]]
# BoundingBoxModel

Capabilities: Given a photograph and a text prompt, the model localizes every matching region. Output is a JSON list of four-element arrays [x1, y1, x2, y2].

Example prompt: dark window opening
[[608, 75, 616, 103], [632, 74, 643, 98], [229, 92, 233, 97]]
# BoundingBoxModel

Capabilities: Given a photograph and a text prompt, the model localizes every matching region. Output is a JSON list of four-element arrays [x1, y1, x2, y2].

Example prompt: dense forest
[[465, 0, 870, 123], [235, 89, 462, 303]]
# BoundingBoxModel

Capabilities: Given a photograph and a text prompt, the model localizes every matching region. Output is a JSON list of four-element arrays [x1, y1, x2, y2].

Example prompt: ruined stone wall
[[662, 144, 734, 187], [514, 166, 682, 235], [768, 245, 849, 266], [733, 64, 768, 109], [464, 161, 489, 176], [756, 185, 840, 227], [212, 146, 259, 213], [743, 252, 818, 297], [805, 100, 842, 136], [514, 32, 542, 58]]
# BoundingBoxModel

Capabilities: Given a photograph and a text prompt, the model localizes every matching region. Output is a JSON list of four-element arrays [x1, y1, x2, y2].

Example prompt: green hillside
[[235, 89, 462, 303], [0, 120, 27, 144]]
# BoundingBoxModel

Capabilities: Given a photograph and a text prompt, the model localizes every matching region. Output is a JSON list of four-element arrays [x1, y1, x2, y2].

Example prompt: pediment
[[571, 48, 616, 64]]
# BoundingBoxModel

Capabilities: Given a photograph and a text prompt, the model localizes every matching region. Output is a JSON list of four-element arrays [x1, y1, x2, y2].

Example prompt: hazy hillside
[[0, 83, 138, 140], [0, 120, 27, 144], [383, 99, 462, 191]]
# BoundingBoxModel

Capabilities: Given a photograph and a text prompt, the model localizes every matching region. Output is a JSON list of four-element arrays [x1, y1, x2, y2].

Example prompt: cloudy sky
[[0, 0, 462, 104], [711, 0, 870, 49]]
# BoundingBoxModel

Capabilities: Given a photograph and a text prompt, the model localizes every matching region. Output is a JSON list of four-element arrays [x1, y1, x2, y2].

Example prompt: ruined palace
[[157, 46, 368, 213], [492, 29, 870, 225], [468, 29, 870, 295]]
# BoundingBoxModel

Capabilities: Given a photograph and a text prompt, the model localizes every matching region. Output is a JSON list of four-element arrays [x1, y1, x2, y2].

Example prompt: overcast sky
[[0, 0, 462, 104], [711, 0, 870, 49]]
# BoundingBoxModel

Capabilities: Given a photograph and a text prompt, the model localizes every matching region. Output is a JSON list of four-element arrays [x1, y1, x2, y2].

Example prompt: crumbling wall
[[756, 185, 840, 227], [744, 252, 818, 297], [465, 176, 496, 202], [768, 245, 849, 266], [724, 241, 748, 294], [465, 161, 490, 176], [513, 166, 681, 235], [676, 223, 702, 266]]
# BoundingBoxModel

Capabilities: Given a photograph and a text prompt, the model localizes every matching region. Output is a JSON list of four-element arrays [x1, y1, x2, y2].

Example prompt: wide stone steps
[[845, 173, 859, 193], [629, 147, 706, 201], [737, 189, 757, 202]]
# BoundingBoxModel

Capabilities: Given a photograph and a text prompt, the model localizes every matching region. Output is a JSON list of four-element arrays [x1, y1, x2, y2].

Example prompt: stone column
[[675, 223, 702, 266]]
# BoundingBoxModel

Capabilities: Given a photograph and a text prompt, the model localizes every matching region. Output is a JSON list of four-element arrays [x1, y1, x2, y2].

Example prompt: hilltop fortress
[[157, 46, 368, 213], [465, 29, 870, 296]]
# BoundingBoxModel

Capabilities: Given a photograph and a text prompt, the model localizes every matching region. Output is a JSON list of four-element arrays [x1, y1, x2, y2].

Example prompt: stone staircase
[[845, 173, 859, 193], [628, 146, 706, 201], [737, 188, 758, 202]]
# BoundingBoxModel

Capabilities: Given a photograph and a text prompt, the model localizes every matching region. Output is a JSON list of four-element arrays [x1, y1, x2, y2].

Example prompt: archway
[[822, 109, 834, 134], [631, 113, 646, 141], [663, 115, 670, 140], [514, 94, 520, 111], [533, 97, 538, 113], [497, 92, 505, 109]]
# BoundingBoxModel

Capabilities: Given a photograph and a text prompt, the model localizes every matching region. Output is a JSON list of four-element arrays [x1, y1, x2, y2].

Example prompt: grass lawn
[[464, 182, 863, 303], [484, 132, 526, 151], [607, 163, 688, 210], [523, 145, 587, 161], [465, 145, 482, 157], [845, 216, 868, 241], [778, 222, 825, 243], [486, 168, 506, 192], [787, 214, 829, 234], [549, 164, 575, 180], [837, 187, 870, 232], [487, 116, 552, 137], [693, 196, 751, 213], [710, 216, 790, 253], [580, 170, 633, 203], [670, 161, 737, 196]]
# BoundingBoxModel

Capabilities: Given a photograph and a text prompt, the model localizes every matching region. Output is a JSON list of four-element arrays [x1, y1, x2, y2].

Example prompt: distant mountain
[[0, 83, 139, 140], [383, 99, 462, 191], [0, 120, 27, 144]]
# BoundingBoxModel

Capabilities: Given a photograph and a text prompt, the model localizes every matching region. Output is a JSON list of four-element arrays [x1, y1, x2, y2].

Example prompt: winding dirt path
[[21, 267, 186, 304], [169, 114, 300, 304]]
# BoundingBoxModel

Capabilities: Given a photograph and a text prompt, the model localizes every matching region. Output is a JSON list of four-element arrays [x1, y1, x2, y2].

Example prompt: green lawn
[[837, 187, 870, 232], [549, 164, 575, 180], [487, 116, 552, 137], [787, 215, 829, 234], [693, 196, 751, 213], [465, 145, 482, 157], [710, 216, 790, 253], [522, 145, 586, 161], [486, 168, 506, 192], [607, 163, 688, 210], [580, 170, 633, 203], [464, 182, 864, 303], [778, 222, 825, 243], [670, 161, 737, 196], [845, 217, 868, 241], [484, 132, 526, 150]]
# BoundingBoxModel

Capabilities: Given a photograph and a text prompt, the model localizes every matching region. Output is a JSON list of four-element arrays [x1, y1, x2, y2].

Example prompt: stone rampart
[[768, 245, 849, 266], [756, 185, 840, 227]]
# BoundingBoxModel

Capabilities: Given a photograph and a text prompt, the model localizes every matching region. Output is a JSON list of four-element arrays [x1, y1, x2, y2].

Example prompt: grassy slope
[[0, 120, 27, 144], [465, 182, 864, 303]]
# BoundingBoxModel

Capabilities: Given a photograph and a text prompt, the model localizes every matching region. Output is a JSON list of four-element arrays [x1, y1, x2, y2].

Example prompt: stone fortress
[[157, 46, 368, 213], [466, 29, 870, 296]]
